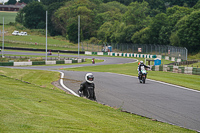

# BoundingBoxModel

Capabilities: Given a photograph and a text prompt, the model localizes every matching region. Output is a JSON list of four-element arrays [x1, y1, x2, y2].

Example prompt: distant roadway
[[3, 51, 200, 132]]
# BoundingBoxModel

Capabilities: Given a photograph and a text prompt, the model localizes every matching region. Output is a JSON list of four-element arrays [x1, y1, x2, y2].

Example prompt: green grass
[[188, 52, 200, 60], [1, 42, 78, 51], [4, 35, 75, 46], [181, 62, 200, 67], [0, 11, 17, 24], [0, 67, 195, 132], [65, 58, 200, 91]]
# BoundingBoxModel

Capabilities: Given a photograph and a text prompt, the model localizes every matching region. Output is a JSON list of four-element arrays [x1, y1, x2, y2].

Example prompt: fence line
[[83, 43, 187, 61]]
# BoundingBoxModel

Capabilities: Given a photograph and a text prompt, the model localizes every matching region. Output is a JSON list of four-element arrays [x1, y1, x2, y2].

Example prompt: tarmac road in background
[[4, 51, 135, 70], [2, 51, 200, 132]]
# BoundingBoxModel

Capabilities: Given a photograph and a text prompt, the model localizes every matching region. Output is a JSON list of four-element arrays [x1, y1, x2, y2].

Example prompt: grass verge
[[0, 67, 195, 132], [0, 12, 17, 24]]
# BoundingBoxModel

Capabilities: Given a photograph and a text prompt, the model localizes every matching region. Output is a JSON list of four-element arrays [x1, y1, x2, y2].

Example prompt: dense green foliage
[[7, 0, 17, 5], [15, 0, 200, 53], [6, 0, 37, 4]]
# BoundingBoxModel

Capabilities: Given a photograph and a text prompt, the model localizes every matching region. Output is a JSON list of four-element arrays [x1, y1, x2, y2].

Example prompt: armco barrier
[[152, 65, 200, 75], [97, 52, 103, 55], [92, 52, 97, 55], [0, 62, 13, 66], [72, 60, 78, 63], [56, 60, 65, 64], [103, 52, 108, 55], [46, 61, 56, 65], [14, 62, 32, 66], [65, 60, 72, 64], [78, 59, 82, 63], [192, 68, 200, 75], [85, 51, 92, 55], [0, 59, 85, 66], [86, 51, 185, 63], [32, 61, 45, 65], [178, 67, 185, 73], [167, 65, 173, 72], [185, 67, 193, 74]]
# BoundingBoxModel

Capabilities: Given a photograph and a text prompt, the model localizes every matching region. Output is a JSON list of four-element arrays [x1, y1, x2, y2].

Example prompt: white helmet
[[85, 73, 94, 83], [140, 61, 144, 65]]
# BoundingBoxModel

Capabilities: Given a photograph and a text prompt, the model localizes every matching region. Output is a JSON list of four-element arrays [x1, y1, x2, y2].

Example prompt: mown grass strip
[[0, 12, 17, 24], [0, 68, 195, 132]]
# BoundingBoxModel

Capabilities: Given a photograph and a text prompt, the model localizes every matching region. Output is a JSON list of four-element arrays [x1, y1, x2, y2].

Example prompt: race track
[[2, 51, 200, 132]]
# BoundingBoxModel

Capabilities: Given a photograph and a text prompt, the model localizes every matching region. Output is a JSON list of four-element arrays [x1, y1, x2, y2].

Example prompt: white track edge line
[[59, 71, 80, 97]]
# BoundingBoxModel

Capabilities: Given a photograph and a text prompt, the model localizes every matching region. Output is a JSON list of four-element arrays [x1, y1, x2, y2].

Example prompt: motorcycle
[[92, 58, 95, 64], [139, 67, 147, 84]]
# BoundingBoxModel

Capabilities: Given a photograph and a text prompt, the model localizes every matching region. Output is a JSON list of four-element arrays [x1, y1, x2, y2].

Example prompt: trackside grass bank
[[0, 68, 195, 132], [0, 12, 17, 24], [65, 59, 200, 91]]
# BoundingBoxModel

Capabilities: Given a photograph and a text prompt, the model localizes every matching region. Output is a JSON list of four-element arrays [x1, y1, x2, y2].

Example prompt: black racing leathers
[[138, 64, 150, 71], [78, 81, 96, 101]]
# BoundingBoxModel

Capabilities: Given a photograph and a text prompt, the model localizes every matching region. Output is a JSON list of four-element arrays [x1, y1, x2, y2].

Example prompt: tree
[[97, 22, 112, 42], [145, 0, 166, 15], [123, 1, 150, 28], [110, 21, 126, 43], [53, 0, 98, 42], [123, 25, 139, 43], [40, 0, 67, 6], [19, 0, 37, 4], [47, 2, 65, 36], [193, 0, 200, 9], [166, 0, 199, 7], [94, 1, 127, 28], [170, 32, 180, 46], [158, 26, 171, 45], [175, 10, 200, 53], [67, 21, 78, 43], [131, 27, 150, 44], [7, 0, 17, 5], [22, 1, 46, 29], [148, 13, 169, 44], [97, 1, 127, 14], [15, 11, 24, 24]]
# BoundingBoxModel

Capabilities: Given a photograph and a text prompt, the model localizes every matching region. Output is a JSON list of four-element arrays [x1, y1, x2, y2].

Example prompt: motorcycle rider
[[78, 73, 96, 101], [138, 61, 150, 81]]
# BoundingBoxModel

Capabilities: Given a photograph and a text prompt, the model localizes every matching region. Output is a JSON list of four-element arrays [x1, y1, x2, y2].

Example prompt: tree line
[[15, 0, 200, 53], [6, 0, 38, 5]]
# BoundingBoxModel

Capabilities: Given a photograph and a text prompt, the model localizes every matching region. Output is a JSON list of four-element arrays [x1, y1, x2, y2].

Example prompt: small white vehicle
[[19, 32, 28, 36], [18, 31, 24, 36], [12, 30, 19, 35], [23, 32, 27, 35]]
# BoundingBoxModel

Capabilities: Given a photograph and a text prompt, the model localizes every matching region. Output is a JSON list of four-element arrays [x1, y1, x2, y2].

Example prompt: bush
[[88, 37, 99, 44]]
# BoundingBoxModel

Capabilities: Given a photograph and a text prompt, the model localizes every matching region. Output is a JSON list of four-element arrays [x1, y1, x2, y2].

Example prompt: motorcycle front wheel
[[142, 77, 145, 84]]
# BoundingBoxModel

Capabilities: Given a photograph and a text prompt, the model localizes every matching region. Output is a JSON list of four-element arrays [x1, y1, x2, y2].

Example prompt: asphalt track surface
[[2, 51, 200, 132]]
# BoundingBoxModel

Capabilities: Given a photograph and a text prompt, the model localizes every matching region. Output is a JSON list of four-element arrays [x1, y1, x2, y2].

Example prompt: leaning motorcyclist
[[78, 73, 96, 101], [138, 61, 150, 80]]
